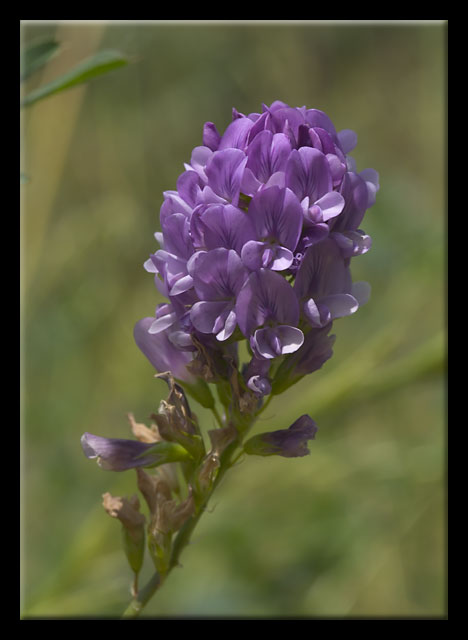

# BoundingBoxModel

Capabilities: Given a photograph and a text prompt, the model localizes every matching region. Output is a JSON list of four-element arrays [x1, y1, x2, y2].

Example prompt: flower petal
[[205, 148, 248, 205], [81, 433, 161, 471], [320, 293, 359, 319], [134, 317, 194, 381], [190, 300, 230, 334], [338, 129, 358, 154], [351, 281, 371, 306], [236, 269, 300, 336], [243, 414, 318, 458], [314, 191, 345, 221], [218, 117, 254, 150], [294, 238, 352, 301], [203, 122, 221, 151], [216, 309, 238, 341], [248, 186, 303, 251], [251, 325, 304, 359], [192, 248, 248, 300], [285, 147, 332, 202], [303, 298, 332, 328], [196, 204, 256, 254]]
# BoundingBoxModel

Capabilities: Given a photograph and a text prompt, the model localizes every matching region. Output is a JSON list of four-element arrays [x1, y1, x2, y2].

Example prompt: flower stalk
[[81, 101, 378, 618], [121, 413, 253, 618]]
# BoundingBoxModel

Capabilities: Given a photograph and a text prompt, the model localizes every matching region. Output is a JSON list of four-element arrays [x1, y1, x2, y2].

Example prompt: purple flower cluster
[[134, 101, 379, 394]]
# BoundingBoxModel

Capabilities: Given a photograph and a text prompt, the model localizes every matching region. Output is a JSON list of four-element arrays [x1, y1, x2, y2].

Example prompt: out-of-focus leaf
[[21, 50, 129, 108], [20, 172, 30, 184], [21, 38, 60, 82]]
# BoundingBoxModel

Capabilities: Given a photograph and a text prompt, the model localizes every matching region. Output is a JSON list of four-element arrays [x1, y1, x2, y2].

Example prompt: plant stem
[[255, 393, 274, 418], [211, 405, 224, 429], [121, 571, 163, 618], [120, 434, 244, 619]]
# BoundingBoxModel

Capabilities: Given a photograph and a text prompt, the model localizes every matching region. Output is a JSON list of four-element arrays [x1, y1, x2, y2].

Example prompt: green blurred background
[[20, 21, 446, 618]]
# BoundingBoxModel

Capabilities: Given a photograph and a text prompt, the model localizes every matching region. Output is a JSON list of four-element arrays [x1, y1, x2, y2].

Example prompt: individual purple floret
[[133, 101, 379, 384], [235, 268, 304, 359], [133, 316, 195, 383], [243, 415, 318, 458], [188, 248, 248, 341], [240, 186, 303, 271], [294, 237, 370, 328], [81, 433, 190, 471]]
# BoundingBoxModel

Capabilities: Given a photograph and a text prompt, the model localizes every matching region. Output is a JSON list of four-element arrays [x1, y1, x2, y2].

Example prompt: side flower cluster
[[134, 100, 379, 395]]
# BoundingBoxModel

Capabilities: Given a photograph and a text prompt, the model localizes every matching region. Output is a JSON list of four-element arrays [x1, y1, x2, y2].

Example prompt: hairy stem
[[211, 405, 225, 429], [121, 571, 163, 618]]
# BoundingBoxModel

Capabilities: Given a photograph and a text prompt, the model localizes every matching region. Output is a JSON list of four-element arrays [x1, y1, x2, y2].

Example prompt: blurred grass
[[20, 21, 446, 618]]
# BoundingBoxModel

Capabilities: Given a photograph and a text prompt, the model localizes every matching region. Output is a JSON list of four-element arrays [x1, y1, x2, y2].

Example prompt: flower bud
[[82, 432, 193, 471], [243, 415, 318, 458]]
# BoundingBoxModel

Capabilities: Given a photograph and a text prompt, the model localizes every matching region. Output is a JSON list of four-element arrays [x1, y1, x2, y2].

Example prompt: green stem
[[120, 390, 261, 620], [211, 405, 224, 429], [255, 393, 274, 418], [120, 434, 245, 619], [121, 571, 163, 618]]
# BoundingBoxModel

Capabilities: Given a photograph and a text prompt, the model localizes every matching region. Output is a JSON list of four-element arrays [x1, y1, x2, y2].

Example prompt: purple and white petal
[[351, 281, 371, 307], [216, 308, 238, 341], [160, 193, 193, 222], [311, 127, 336, 155], [148, 311, 177, 334], [303, 298, 332, 328], [236, 269, 300, 337], [134, 317, 194, 381], [203, 122, 221, 151], [161, 213, 194, 260], [190, 300, 230, 334], [218, 117, 254, 150], [169, 274, 194, 296], [248, 186, 303, 251], [243, 414, 318, 458], [314, 191, 345, 221], [81, 433, 160, 471], [332, 171, 369, 232], [192, 248, 248, 300], [294, 239, 353, 301], [285, 147, 332, 202], [359, 168, 380, 208], [189, 146, 213, 182], [198, 204, 256, 254], [305, 109, 338, 137], [326, 153, 347, 186], [320, 293, 360, 319], [205, 149, 248, 205], [176, 170, 203, 208], [330, 230, 372, 257], [241, 240, 293, 272], [247, 375, 272, 396]]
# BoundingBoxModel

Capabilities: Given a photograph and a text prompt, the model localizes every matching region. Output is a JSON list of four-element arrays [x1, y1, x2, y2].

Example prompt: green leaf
[[21, 38, 60, 82], [21, 49, 129, 108]]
